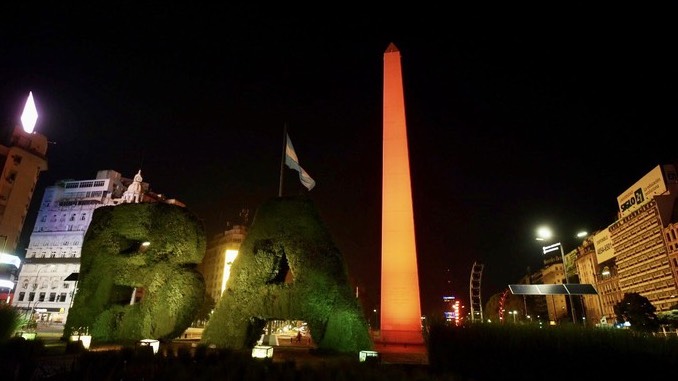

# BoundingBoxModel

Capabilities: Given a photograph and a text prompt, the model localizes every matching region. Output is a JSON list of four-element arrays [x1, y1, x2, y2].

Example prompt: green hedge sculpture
[[64, 203, 206, 342], [201, 196, 373, 353]]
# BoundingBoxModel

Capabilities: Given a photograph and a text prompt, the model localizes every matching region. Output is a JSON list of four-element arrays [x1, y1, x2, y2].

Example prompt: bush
[[0, 304, 24, 342]]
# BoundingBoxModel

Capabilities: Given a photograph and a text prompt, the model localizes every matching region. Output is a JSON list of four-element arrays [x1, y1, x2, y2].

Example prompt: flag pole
[[278, 123, 288, 197]]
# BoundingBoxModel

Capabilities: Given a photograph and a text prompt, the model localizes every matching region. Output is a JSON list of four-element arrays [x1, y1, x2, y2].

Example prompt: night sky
[[2, 5, 676, 315]]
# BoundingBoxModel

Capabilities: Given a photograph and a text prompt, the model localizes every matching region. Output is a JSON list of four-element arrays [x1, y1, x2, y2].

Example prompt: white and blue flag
[[284, 134, 316, 191]]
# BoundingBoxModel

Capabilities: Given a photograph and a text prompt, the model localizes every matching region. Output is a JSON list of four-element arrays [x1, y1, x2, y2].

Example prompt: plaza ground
[[29, 323, 429, 366]]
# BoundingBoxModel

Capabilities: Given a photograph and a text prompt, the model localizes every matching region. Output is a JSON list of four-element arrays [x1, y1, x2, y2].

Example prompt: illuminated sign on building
[[594, 229, 615, 263], [617, 165, 670, 218]]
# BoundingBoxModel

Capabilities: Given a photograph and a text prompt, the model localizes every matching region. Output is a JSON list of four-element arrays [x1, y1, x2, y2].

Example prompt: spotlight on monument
[[139, 339, 159, 354], [69, 333, 92, 350], [359, 350, 379, 363], [252, 345, 274, 359]]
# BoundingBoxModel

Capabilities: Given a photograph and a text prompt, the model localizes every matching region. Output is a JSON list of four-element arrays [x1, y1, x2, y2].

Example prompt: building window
[[69, 214, 76, 221], [58, 293, 67, 302], [6, 171, 17, 183], [28, 292, 35, 302], [18, 292, 25, 301], [49, 293, 56, 302], [81, 213, 87, 221], [39, 292, 46, 302]]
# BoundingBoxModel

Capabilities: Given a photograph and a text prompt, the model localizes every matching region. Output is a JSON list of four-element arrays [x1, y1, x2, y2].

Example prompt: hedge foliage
[[65, 203, 206, 342], [201, 196, 373, 353]]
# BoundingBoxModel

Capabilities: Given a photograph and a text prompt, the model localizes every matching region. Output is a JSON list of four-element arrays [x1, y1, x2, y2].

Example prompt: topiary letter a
[[201, 196, 373, 353]]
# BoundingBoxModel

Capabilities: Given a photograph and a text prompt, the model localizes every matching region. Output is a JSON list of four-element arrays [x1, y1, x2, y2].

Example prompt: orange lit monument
[[380, 42, 424, 345]]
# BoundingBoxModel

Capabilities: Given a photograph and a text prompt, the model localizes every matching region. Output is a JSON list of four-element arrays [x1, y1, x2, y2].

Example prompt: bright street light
[[509, 310, 518, 323], [535, 226, 583, 324]]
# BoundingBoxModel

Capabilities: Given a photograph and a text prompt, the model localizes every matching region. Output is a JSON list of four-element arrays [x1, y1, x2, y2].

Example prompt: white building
[[10, 169, 152, 323]]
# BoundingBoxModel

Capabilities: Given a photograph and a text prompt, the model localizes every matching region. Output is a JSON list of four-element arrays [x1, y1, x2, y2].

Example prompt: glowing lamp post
[[535, 227, 587, 324]]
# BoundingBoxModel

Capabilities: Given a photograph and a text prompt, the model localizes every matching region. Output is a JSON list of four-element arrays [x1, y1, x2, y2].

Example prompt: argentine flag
[[285, 134, 316, 191]]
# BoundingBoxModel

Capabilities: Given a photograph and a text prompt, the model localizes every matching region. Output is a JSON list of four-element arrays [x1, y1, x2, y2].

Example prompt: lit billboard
[[593, 228, 615, 264], [617, 165, 668, 218]]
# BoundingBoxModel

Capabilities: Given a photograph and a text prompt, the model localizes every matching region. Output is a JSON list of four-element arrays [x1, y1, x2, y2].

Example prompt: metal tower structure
[[469, 261, 484, 323]]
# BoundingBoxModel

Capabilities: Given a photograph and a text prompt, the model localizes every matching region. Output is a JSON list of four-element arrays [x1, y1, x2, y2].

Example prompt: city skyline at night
[[2, 5, 676, 314]]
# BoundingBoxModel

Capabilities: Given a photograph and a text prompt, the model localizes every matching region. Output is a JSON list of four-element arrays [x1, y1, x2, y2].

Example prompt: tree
[[192, 294, 216, 327], [613, 292, 660, 333], [657, 303, 678, 330], [0, 304, 23, 342]]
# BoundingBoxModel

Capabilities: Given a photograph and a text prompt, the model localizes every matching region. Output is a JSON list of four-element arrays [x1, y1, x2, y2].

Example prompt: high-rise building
[[0, 92, 49, 303], [570, 164, 678, 325], [10, 169, 179, 323], [197, 223, 247, 307]]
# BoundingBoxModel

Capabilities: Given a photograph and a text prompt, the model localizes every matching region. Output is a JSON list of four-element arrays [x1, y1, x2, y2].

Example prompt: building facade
[[0, 120, 49, 303], [566, 164, 678, 326], [197, 224, 247, 307], [539, 256, 570, 323]]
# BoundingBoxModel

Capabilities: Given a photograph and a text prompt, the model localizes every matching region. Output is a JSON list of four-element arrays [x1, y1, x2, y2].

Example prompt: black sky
[[2, 5, 676, 315]]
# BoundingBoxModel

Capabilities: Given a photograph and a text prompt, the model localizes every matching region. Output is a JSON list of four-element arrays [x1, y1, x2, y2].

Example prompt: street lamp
[[535, 226, 584, 324], [509, 310, 518, 323]]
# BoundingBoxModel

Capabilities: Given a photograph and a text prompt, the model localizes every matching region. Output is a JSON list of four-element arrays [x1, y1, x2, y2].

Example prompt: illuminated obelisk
[[380, 42, 424, 345]]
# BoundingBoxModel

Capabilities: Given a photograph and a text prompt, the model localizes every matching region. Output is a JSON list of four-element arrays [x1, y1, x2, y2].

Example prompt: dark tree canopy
[[613, 292, 660, 333], [65, 203, 206, 342], [201, 196, 373, 353]]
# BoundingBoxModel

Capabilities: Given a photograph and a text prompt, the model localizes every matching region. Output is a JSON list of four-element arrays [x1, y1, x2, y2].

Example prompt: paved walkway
[[30, 326, 429, 367], [373, 341, 429, 365]]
